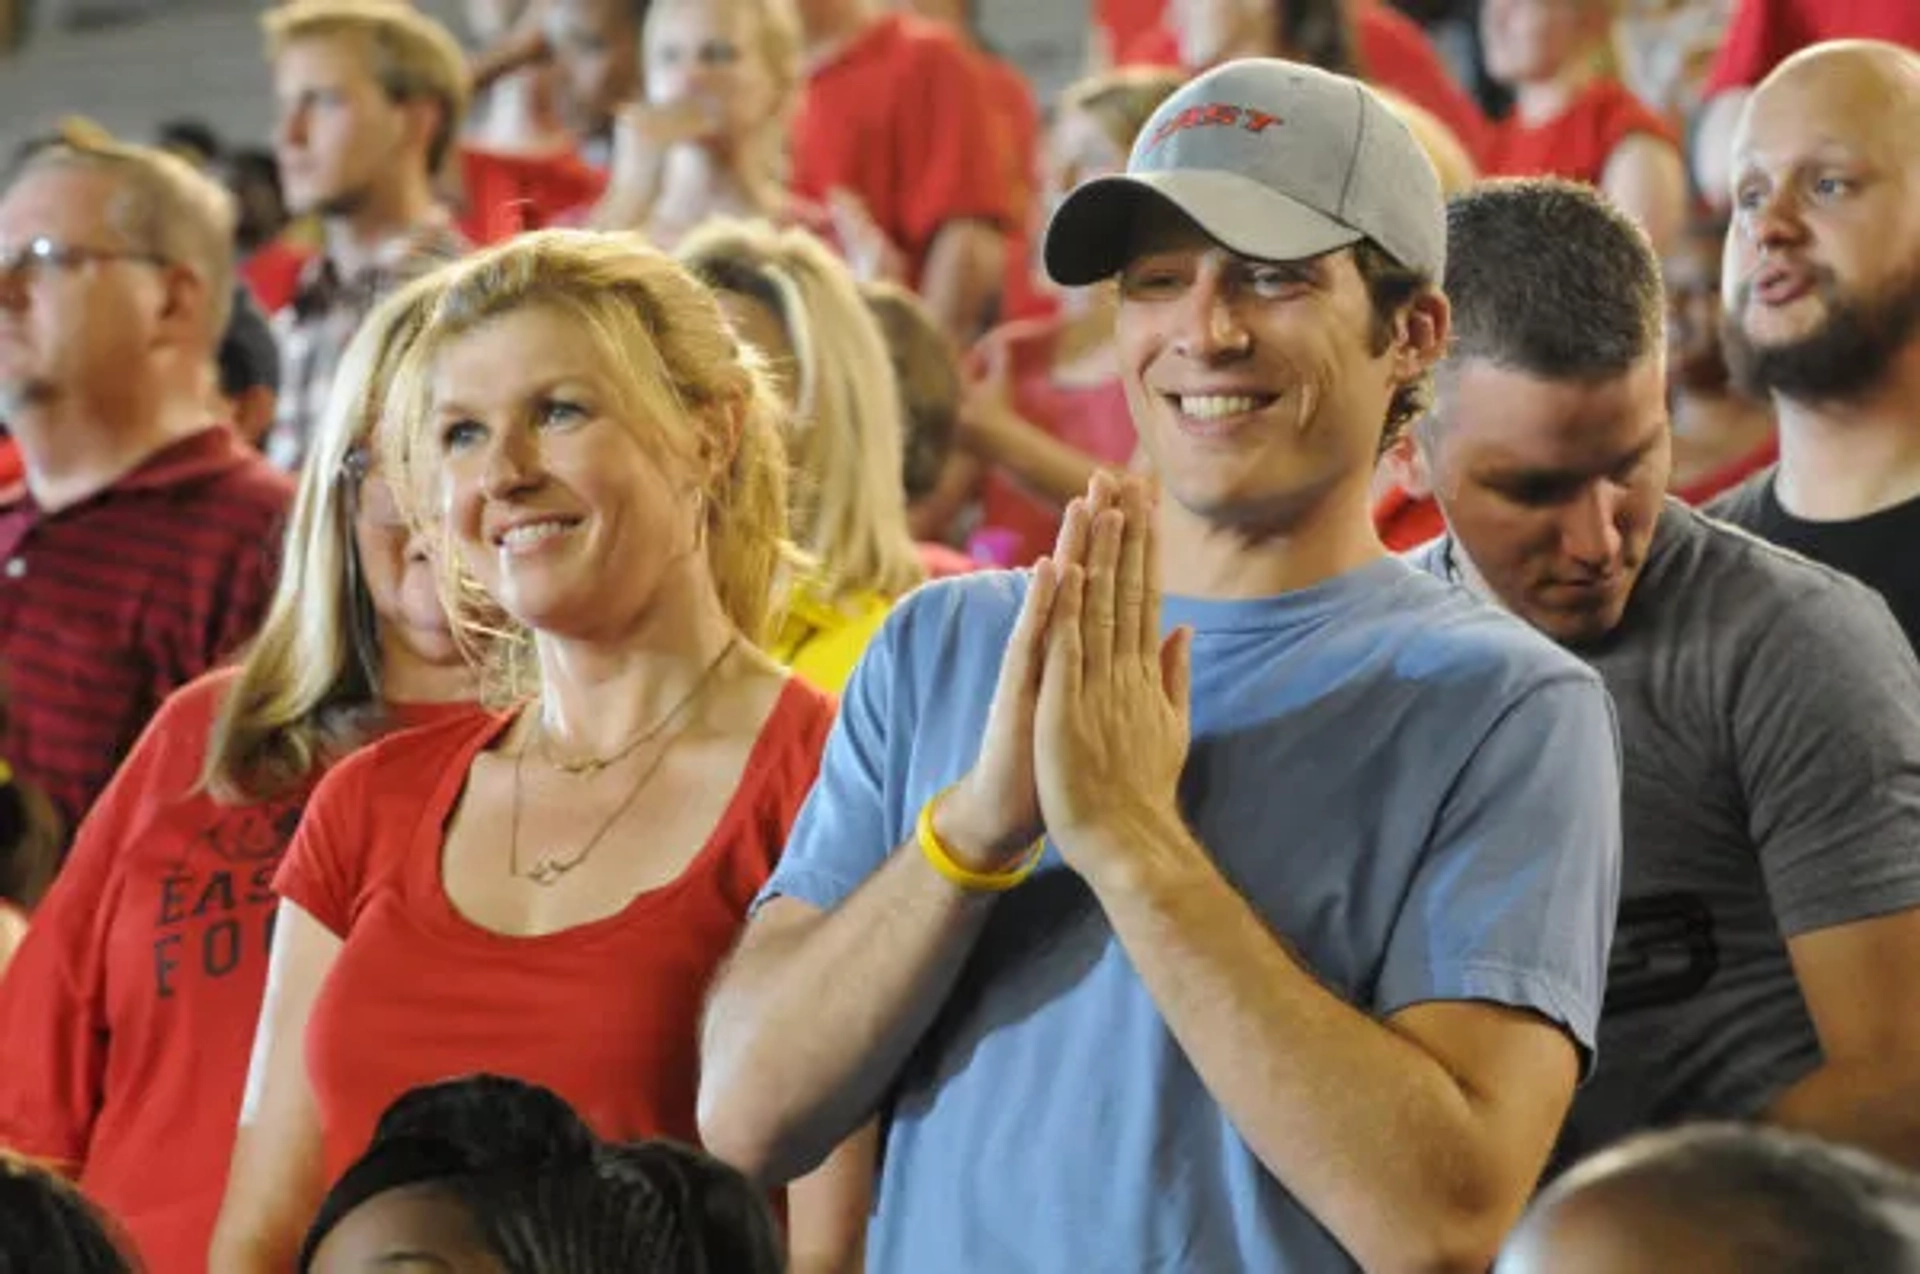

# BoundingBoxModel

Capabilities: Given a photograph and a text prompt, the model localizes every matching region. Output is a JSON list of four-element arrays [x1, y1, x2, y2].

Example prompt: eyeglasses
[[0, 237, 170, 289]]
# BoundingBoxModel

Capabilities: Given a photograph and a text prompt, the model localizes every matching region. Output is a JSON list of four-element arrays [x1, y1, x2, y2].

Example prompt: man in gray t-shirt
[[1393, 178, 1920, 1170]]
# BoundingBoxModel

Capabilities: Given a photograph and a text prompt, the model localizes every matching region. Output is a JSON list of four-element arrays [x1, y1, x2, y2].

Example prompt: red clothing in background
[[275, 681, 834, 1183], [0, 669, 476, 1273], [1374, 485, 1446, 552], [976, 50, 1050, 324], [457, 147, 609, 245], [1483, 78, 1677, 186], [790, 14, 1015, 287], [1097, 0, 1168, 65], [1704, 0, 1920, 94], [972, 317, 1136, 568], [1119, 5, 1486, 161], [0, 427, 291, 835], [1355, 0, 1489, 161], [238, 238, 312, 316]]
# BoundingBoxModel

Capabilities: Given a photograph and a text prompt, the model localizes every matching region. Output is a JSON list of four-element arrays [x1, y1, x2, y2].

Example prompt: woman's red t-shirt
[[972, 317, 1136, 569], [274, 678, 834, 1183], [0, 669, 476, 1274], [1482, 78, 1678, 187]]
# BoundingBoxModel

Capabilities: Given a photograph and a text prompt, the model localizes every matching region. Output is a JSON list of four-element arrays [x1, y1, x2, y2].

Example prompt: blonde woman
[[589, 0, 811, 249], [209, 230, 872, 1274], [680, 218, 926, 691], [0, 274, 478, 1274]]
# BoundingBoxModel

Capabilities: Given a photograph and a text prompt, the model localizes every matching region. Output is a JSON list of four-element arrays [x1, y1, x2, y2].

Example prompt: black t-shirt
[[1708, 466, 1920, 656]]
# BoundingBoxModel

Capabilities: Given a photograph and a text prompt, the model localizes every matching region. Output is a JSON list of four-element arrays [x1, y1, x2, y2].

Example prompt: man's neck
[[804, 0, 876, 65], [322, 177, 440, 278], [1773, 349, 1920, 521], [10, 381, 211, 513], [1154, 478, 1388, 601]]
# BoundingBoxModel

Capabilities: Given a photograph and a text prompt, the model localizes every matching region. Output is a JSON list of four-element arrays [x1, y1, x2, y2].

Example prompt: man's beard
[[1722, 259, 1920, 403]]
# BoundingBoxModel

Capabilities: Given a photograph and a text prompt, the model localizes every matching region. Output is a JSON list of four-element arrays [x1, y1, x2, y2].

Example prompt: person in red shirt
[[0, 272, 479, 1274], [457, 1, 607, 245], [789, 0, 1014, 343], [1479, 0, 1687, 254], [1692, 0, 1920, 206], [208, 232, 873, 1274], [0, 131, 294, 838], [914, 67, 1182, 565], [1131, 0, 1490, 160]]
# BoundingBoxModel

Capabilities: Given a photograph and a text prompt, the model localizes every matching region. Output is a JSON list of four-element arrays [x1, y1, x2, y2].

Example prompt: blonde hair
[[678, 219, 925, 604], [13, 123, 237, 340], [264, 0, 472, 171], [1378, 89, 1479, 196], [202, 268, 454, 803], [388, 229, 794, 699], [1059, 65, 1189, 157]]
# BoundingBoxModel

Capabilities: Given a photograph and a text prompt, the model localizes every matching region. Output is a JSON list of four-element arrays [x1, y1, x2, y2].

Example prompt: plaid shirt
[[265, 214, 470, 474]]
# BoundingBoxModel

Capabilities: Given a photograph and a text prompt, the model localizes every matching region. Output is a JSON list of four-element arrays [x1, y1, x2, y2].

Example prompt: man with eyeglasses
[[0, 133, 292, 849]]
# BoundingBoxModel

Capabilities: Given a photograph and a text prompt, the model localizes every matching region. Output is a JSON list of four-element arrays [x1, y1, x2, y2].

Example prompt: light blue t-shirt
[[762, 558, 1623, 1272]]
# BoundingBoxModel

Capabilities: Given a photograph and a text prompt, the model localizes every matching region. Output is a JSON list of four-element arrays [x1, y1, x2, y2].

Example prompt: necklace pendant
[[525, 857, 570, 887]]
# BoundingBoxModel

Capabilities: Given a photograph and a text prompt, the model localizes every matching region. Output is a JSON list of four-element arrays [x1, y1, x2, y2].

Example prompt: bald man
[[1497, 1125, 1920, 1274], [1709, 41, 1920, 656]]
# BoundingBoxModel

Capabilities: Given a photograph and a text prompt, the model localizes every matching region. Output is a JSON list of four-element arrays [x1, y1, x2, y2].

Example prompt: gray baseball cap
[[1043, 58, 1447, 286]]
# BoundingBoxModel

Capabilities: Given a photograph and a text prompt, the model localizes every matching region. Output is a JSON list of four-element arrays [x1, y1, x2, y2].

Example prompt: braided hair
[[0, 1154, 136, 1274], [301, 1076, 786, 1274]]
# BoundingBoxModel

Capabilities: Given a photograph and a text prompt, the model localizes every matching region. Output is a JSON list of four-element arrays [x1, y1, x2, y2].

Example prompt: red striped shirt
[[0, 427, 292, 838]]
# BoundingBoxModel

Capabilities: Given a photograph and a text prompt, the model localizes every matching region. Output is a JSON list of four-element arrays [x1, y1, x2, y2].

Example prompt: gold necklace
[[536, 636, 739, 777], [508, 636, 739, 888]]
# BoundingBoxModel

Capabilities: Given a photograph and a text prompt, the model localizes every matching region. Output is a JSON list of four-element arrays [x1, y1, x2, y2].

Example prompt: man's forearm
[[1078, 808, 1549, 1274], [700, 842, 997, 1184], [1768, 1059, 1920, 1170]]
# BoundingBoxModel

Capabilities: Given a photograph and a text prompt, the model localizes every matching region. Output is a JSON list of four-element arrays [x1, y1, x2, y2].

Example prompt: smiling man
[[1402, 177, 1920, 1173], [699, 61, 1624, 1272], [1706, 41, 1920, 656]]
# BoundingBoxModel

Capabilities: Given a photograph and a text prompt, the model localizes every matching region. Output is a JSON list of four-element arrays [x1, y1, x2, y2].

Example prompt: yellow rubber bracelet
[[916, 786, 1044, 893]]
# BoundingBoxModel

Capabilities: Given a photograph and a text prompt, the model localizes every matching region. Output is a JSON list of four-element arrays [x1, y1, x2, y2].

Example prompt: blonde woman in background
[[210, 230, 872, 1274], [0, 273, 478, 1274], [681, 218, 926, 692], [590, 0, 812, 250]]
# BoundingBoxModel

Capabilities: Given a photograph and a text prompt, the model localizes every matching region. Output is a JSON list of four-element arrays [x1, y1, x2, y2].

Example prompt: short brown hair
[[265, 0, 472, 172], [1354, 238, 1435, 452], [860, 281, 960, 503], [10, 122, 237, 341]]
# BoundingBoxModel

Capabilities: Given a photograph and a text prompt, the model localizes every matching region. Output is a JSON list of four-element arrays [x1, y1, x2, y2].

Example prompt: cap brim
[[1042, 169, 1364, 287]]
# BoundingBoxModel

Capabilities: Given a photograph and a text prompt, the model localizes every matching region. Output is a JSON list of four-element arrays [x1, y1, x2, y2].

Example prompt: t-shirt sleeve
[[757, 605, 909, 914], [1377, 675, 1624, 1066], [0, 684, 204, 1169], [895, 40, 1016, 257], [271, 755, 372, 938], [1734, 576, 1920, 936]]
